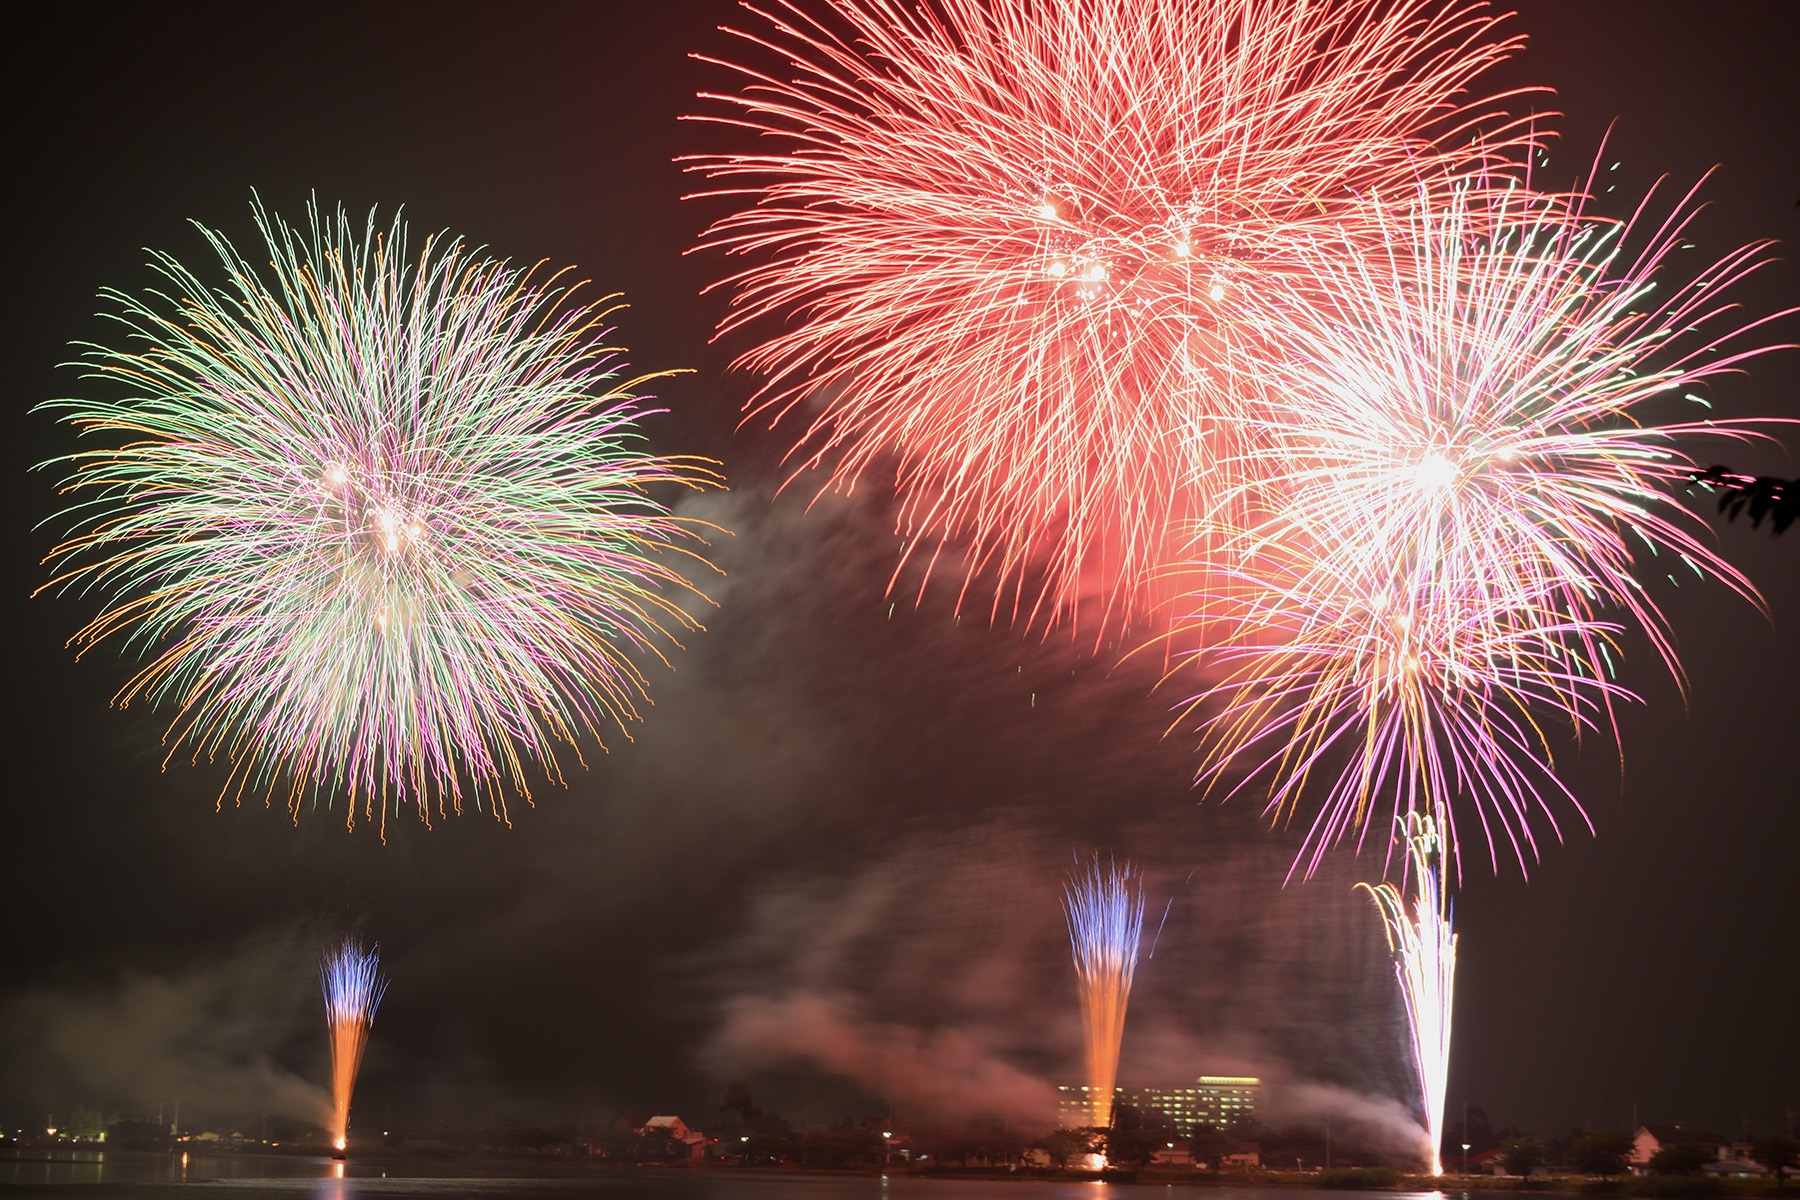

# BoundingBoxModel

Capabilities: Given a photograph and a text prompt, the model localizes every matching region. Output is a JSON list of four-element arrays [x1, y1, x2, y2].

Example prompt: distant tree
[[719, 1080, 764, 1131], [1548, 1128, 1586, 1172], [1037, 1127, 1097, 1168], [988, 1127, 1026, 1167], [105, 1120, 163, 1150], [1569, 1131, 1635, 1177], [596, 1123, 640, 1160], [1191, 1125, 1241, 1172], [1650, 1143, 1716, 1176], [758, 1111, 795, 1136], [1102, 1124, 1166, 1170], [928, 1124, 1016, 1169], [1446, 1105, 1498, 1164], [503, 1123, 574, 1151], [61, 1106, 109, 1141], [1751, 1137, 1800, 1188], [1502, 1137, 1548, 1177], [800, 1127, 878, 1168]]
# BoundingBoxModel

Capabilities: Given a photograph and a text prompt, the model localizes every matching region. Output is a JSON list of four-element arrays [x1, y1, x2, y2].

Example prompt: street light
[[1462, 1101, 1471, 1176]]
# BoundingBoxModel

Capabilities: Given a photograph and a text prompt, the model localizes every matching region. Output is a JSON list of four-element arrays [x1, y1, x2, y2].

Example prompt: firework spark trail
[[1181, 549, 1628, 881], [1175, 171, 1793, 876], [688, 0, 1540, 637], [1358, 817, 1455, 1176], [36, 198, 723, 833], [321, 939, 389, 1152], [1063, 855, 1144, 1130]]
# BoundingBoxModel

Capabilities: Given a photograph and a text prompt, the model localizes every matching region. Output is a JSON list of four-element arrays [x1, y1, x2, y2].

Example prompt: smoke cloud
[[0, 926, 331, 1129], [4, 485, 1433, 1143], [710, 991, 1060, 1122], [1262, 1080, 1431, 1165]]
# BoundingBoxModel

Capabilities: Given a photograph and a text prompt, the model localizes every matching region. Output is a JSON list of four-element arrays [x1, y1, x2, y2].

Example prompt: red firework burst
[[688, 0, 1540, 636]]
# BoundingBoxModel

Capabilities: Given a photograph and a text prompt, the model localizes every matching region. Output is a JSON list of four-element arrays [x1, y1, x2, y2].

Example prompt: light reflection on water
[[0, 1155, 1458, 1200], [2, 1149, 354, 1188]]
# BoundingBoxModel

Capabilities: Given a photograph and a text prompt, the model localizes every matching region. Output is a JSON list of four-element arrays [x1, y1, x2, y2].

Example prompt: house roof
[[1641, 1126, 1729, 1145]]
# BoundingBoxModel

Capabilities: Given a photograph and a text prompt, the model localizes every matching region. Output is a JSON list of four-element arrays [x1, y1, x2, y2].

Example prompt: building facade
[[1056, 1076, 1260, 1135]]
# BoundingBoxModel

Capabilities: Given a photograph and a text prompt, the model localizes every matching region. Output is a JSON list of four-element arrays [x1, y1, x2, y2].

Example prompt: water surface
[[0, 1153, 1456, 1200]]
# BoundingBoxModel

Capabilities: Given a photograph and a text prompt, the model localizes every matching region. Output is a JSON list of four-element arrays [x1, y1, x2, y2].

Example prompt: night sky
[[5, 0, 1795, 1151]]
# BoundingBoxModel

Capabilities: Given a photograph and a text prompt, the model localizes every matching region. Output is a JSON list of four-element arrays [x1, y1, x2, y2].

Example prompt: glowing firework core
[[1359, 819, 1456, 1175], [1414, 452, 1459, 492], [321, 939, 389, 1154], [1063, 857, 1145, 1130]]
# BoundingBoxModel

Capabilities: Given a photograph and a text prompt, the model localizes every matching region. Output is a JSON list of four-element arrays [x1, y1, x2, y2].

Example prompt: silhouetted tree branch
[[1688, 466, 1798, 535]]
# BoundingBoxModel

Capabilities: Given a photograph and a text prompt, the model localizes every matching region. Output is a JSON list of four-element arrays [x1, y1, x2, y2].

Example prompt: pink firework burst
[[1179, 541, 1627, 879], [1177, 172, 1793, 876], [688, 0, 1539, 637]]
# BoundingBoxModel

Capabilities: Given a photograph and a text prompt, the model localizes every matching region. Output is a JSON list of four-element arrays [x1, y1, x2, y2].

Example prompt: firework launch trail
[[1063, 856, 1145, 1130], [321, 939, 388, 1153], [1359, 818, 1456, 1175]]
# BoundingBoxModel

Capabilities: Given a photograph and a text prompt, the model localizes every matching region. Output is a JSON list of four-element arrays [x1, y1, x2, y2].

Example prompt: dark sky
[[4, 0, 1795, 1151]]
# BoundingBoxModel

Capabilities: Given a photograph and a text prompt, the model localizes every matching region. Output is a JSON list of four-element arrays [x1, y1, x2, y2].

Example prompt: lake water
[[0, 1153, 1461, 1200]]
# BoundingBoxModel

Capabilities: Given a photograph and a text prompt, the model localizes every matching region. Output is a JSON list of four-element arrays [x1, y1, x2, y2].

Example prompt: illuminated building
[[1056, 1076, 1260, 1134]]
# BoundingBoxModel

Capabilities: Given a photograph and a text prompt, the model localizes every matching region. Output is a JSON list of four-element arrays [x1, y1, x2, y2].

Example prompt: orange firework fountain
[[321, 938, 388, 1154], [1063, 856, 1144, 1131]]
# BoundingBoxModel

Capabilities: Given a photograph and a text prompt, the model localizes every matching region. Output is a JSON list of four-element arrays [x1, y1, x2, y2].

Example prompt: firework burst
[[1063, 855, 1144, 1129], [1175, 172, 1790, 874], [37, 198, 722, 832], [689, 0, 1536, 636], [1358, 817, 1455, 1176], [1183, 549, 1625, 879], [1232, 175, 1782, 665], [321, 938, 389, 1153]]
